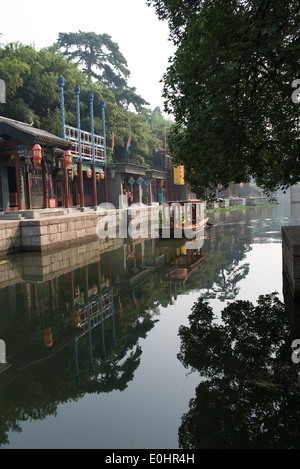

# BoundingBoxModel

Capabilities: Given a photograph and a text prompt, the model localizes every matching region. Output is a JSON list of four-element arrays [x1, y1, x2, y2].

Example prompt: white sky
[[0, 0, 175, 113]]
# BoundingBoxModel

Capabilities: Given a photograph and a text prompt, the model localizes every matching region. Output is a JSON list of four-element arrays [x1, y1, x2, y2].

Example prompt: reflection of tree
[[177, 293, 300, 448], [208, 261, 250, 301], [0, 306, 157, 447]]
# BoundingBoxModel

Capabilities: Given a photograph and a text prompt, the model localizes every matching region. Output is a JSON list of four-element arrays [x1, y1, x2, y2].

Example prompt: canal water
[[1, 199, 300, 449]]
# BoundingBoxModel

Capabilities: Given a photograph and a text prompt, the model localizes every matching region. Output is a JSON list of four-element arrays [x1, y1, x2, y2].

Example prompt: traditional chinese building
[[0, 116, 72, 211]]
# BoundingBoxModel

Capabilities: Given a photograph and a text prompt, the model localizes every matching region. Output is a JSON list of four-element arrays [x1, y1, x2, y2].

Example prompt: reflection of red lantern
[[87, 168, 92, 178], [92, 284, 98, 295], [32, 144, 42, 164], [73, 311, 81, 328], [64, 150, 72, 167], [44, 327, 53, 348]]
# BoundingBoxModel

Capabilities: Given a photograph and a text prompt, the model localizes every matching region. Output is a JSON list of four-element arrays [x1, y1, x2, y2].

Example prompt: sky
[[0, 0, 175, 114]]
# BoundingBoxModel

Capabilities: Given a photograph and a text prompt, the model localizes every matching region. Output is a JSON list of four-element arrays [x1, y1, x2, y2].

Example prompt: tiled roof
[[0, 116, 71, 149]]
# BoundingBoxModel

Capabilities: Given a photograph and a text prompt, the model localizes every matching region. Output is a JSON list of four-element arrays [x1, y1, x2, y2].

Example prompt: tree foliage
[[177, 292, 300, 448], [148, 0, 300, 198], [0, 40, 171, 167], [56, 31, 149, 113]]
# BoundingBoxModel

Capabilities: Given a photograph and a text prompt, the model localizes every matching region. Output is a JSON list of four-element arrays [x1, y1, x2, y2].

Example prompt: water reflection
[[177, 293, 300, 449], [1, 201, 300, 448], [0, 235, 208, 446]]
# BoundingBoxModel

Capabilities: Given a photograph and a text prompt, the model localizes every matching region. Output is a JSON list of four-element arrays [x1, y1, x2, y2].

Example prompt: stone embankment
[[0, 205, 160, 256]]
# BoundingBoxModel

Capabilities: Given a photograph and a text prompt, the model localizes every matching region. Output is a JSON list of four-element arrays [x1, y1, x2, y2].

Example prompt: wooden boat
[[157, 217, 209, 239]]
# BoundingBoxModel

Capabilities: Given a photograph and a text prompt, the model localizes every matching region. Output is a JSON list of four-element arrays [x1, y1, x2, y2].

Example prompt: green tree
[[0, 41, 170, 167], [56, 31, 149, 113], [177, 293, 300, 448], [148, 0, 300, 198]]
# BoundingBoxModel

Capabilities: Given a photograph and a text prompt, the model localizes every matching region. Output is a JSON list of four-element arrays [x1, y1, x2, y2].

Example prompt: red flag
[[125, 135, 131, 153]]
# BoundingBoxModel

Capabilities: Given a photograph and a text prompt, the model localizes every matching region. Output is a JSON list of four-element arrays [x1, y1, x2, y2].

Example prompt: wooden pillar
[[104, 163, 108, 203], [41, 158, 49, 209], [78, 161, 84, 207], [92, 163, 97, 206], [25, 158, 32, 209], [63, 162, 69, 208], [15, 151, 22, 210]]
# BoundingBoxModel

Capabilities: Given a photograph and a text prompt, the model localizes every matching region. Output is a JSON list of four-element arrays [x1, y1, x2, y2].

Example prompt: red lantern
[[64, 150, 72, 167], [87, 168, 92, 178], [239, 183, 243, 188], [92, 284, 98, 295], [100, 169, 105, 179], [32, 144, 42, 164]]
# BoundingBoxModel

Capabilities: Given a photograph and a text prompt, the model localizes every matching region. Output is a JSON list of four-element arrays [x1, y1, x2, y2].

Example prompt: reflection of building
[[73, 286, 115, 385], [0, 234, 208, 374], [158, 240, 205, 304]]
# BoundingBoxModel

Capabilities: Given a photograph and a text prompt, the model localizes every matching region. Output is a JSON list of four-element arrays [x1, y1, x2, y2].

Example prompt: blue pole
[[100, 99, 106, 163], [75, 86, 84, 207], [101, 99, 108, 202], [89, 94, 95, 162], [58, 77, 65, 139], [75, 86, 82, 160]]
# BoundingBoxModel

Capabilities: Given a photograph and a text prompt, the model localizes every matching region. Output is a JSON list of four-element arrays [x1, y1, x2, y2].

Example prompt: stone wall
[[0, 205, 160, 255], [0, 221, 21, 255], [282, 226, 300, 299]]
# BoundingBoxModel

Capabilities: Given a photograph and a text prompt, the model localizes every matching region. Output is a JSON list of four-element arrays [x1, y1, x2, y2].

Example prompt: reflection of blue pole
[[89, 94, 95, 162], [100, 296, 106, 360], [75, 86, 82, 160], [88, 306, 94, 372], [100, 100, 106, 163], [58, 77, 65, 139], [111, 289, 116, 349], [74, 338, 80, 386]]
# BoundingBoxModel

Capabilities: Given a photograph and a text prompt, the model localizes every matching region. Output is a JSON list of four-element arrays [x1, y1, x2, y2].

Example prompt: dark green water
[[1, 199, 300, 449]]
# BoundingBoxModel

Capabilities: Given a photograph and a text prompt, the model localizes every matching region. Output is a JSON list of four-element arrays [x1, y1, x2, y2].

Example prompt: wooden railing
[[65, 125, 105, 162]]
